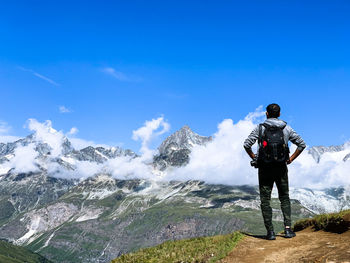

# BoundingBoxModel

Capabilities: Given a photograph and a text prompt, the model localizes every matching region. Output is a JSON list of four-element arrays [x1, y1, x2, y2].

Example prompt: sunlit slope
[[111, 231, 244, 263]]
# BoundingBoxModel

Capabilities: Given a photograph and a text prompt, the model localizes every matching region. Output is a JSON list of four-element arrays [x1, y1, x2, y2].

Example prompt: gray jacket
[[243, 118, 306, 152]]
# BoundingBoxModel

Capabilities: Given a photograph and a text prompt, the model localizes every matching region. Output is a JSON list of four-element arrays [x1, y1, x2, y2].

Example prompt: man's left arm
[[287, 126, 306, 164]]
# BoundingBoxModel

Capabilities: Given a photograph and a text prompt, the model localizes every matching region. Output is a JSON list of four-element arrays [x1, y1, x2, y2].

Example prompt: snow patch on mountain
[[271, 187, 350, 214], [76, 208, 104, 222], [16, 215, 42, 245], [16, 202, 79, 245]]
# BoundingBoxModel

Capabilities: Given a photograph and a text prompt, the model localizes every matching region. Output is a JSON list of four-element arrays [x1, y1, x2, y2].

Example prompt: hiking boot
[[284, 227, 296, 238], [266, 230, 276, 240]]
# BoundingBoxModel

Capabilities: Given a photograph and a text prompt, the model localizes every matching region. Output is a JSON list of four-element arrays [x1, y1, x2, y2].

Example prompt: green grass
[[0, 240, 51, 263], [293, 209, 350, 233], [111, 231, 244, 263]]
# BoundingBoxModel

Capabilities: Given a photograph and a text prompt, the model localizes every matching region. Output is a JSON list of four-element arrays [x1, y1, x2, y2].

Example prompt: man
[[243, 103, 306, 240]]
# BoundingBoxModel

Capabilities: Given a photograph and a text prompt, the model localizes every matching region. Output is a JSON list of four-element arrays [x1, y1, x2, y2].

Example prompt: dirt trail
[[220, 228, 350, 263]]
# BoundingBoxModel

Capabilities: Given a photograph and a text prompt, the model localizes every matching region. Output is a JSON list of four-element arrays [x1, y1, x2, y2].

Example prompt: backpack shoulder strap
[[262, 123, 270, 129], [258, 124, 264, 144]]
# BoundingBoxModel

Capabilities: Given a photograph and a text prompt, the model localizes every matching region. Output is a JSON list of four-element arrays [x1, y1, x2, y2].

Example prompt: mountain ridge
[[0, 125, 349, 262]]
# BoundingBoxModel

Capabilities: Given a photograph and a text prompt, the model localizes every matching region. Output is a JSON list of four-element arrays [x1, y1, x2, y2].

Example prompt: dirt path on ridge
[[220, 228, 350, 263]]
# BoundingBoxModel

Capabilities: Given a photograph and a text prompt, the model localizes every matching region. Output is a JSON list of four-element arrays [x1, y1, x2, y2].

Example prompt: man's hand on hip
[[287, 148, 303, 165]]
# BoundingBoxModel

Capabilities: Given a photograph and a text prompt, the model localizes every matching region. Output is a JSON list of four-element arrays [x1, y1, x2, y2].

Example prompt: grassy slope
[[293, 209, 350, 233], [111, 232, 244, 263], [112, 209, 350, 263], [0, 240, 51, 263]]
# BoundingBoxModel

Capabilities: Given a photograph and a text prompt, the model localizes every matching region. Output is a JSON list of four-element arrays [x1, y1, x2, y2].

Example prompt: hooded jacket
[[243, 118, 306, 152]]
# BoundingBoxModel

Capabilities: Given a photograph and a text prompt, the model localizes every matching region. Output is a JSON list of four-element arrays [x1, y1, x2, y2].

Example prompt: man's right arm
[[243, 125, 259, 160]]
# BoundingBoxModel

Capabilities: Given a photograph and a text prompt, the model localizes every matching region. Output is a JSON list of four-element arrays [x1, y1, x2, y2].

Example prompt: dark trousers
[[258, 163, 291, 231]]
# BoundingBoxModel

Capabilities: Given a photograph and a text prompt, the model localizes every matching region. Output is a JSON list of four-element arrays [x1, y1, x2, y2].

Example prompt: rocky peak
[[154, 125, 212, 170], [308, 145, 345, 163], [70, 145, 137, 164], [158, 125, 212, 155], [0, 133, 136, 175]]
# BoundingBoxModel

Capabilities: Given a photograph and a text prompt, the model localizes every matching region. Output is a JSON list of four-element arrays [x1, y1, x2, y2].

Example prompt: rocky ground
[[220, 228, 350, 263]]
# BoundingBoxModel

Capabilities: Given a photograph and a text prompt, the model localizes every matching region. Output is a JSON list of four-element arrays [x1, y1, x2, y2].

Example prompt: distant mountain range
[[308, 144, 350, 163], [0, 125, 349, 263]]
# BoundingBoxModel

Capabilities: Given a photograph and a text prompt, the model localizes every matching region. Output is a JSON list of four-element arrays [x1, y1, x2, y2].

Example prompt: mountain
[[0, 239, 51, 263], [0, 174, 315, 263], [0, 133, 137, 175], [0, 126, 349, 263], [112, 210, 350, 262], [308, 145, 349, 163], [70, 146, 136, 163], [153, 125, 212, 170], [281, 187, 350, 214]]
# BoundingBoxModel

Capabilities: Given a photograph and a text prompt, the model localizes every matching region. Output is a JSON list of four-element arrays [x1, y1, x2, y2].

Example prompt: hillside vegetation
[[111, 232, 244, 263], [112, 210, 350, 263], [0, 240, 51, 263], [293, 209, 350, 233]]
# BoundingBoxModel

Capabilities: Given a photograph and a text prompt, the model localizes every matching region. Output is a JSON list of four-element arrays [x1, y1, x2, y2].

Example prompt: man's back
[[243, 118, 306, 153]]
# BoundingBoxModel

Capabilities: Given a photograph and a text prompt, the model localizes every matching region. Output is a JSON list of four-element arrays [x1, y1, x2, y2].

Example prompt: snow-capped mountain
[[0, 125, 349, 263], [272, 187, 350, 214], [0, 132, 137, 175], [153, 125, 212, 170], [0, 133, 73, 158], [308, 145, 349, 163], [68, 145, 137, 163]]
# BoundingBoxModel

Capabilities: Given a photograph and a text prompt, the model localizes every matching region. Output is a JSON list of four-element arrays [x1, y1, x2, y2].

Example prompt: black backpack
[[258, 123, 289, 164]]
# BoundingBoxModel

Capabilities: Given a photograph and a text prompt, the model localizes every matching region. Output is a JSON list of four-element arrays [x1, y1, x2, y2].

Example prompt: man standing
[[243, 103, 306, 240]]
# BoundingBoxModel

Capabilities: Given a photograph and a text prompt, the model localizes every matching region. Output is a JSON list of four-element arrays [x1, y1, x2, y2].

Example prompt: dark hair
[[266, 103, 280, 118]]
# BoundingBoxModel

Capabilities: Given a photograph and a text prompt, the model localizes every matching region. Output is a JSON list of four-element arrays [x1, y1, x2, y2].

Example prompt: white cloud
[[164, 108, 264, 185], [289, 143, 350, 189], [8, 143, 39, 173], [101, 67, 142, 82], [27, 119, 65, 157], [0, 112, 350, 190], [59, 106, 71, 113], [102, 67, 129, 81], [132, 116, 170, 158], [162, 108, 350, 189], [101, 117, 171, 180], [18, 66, 60, 86], [105, 155, 154, 180], [68, 127, 78, 135]]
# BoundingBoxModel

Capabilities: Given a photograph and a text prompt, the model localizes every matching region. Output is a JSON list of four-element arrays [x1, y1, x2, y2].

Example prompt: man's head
[[266, 103, 281, 118]]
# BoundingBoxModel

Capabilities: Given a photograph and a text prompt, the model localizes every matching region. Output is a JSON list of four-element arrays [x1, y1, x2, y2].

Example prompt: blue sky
[[0, 0, 349, 150]]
